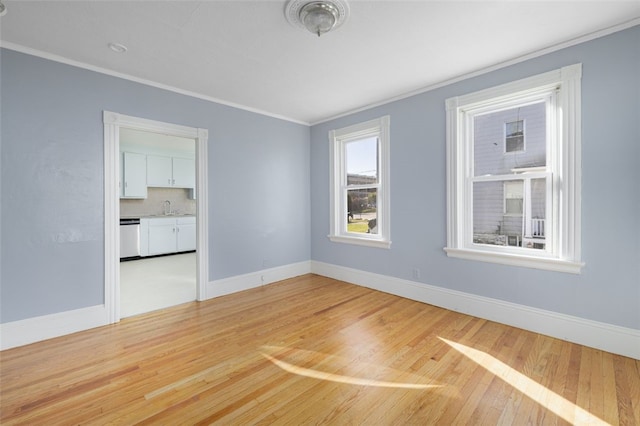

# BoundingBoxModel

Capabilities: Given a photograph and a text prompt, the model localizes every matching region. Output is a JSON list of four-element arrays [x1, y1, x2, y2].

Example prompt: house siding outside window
[[445, 64, 584, 273]]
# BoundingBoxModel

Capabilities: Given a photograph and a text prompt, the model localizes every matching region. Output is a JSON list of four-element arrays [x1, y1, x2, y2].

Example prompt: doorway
[[103, 112, 209, 323], [119, 128, 197, 317]]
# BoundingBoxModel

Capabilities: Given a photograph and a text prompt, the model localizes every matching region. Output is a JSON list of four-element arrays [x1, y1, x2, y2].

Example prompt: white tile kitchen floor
[[120, 252, 196, 318]]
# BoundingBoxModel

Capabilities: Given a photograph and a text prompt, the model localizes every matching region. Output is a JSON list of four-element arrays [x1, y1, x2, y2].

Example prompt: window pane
[[504, 181, 523, 215], [473, 179, 547, 250], [473, 102, 546, 176], [505, 120, 523, 137], [505, 120, 524, 152], [529, 178, 546, 247], [346, 137, 378, 185], [473, 181, 524, 247], [473, 181, 522, 246], [506, 198, 523, 214], [347, 188, 377, 234]]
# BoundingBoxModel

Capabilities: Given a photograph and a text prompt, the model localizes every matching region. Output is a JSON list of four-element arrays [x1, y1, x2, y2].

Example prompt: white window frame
[[329, 116, 391, 249], [445, 64, 584, 273]]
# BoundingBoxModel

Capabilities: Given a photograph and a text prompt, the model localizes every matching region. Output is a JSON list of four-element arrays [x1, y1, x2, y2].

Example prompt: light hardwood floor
[[1, 274, 638, 425]]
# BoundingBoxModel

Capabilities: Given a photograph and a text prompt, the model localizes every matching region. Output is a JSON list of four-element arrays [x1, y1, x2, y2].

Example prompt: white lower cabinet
[[176, 222, 196, 252], [148, 220, 177, 255], [140, 216, 196, 256]]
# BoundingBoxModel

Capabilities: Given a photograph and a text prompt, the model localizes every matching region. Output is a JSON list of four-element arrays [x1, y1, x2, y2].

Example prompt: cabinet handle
[[168, 179, 171, 185], [125, 182, 128, 188], [172, 179, 175, 185]]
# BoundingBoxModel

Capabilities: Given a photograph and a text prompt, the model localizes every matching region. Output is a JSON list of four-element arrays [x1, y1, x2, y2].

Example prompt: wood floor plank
[[624, 356, 640, 425], [602, 350, 621, 425], [1, 274, 638, 425]]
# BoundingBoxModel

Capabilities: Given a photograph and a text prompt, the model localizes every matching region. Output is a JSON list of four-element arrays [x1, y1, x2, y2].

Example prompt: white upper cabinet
[[172, 157, 196, 188], [121, 152, 147, 199], [146, 155, 173, 187], [147, 155, 195, 189]]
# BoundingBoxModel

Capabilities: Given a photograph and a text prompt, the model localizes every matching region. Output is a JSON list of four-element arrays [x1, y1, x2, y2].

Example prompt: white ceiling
[[1, 1, 639, 125]]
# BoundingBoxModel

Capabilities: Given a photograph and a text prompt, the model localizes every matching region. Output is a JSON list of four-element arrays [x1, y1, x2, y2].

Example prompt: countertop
[[121, 214, 196, 219]]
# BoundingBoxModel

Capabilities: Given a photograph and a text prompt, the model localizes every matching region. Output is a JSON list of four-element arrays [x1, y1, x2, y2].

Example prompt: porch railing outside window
[[531, 218, 545, 238]]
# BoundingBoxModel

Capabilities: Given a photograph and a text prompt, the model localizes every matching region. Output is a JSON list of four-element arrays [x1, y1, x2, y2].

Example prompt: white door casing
[[103, 111, 209, 323]]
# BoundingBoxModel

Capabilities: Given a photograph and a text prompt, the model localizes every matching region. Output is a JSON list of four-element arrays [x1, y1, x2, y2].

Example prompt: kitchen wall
[[121, 188, 196, 218], [310, 25, 640, 331], [0, 48, 310, 324]]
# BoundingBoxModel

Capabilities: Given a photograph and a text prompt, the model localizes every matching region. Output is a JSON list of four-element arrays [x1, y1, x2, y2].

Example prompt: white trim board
[[0, 261, 312, 350], [0, 305, 108, 351], [311, 18, 640, 125], [3, 19, 638, 128], [204, 261, 311, 300], [3, 261, 637, 360], [0, 42, 308, 126], [103, 111, 209, 323], [310, 261, 640, 360]]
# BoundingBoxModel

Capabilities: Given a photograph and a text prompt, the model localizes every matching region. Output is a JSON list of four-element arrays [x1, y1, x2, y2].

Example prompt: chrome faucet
[[163, 200, 172, 215]]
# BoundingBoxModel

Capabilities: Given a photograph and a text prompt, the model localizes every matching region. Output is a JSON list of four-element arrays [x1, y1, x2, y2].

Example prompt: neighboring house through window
[[505, 119, 525, 152], [445, 64, 584, 273], [504, 181, 524, 216], [329, 116, 391, 248]]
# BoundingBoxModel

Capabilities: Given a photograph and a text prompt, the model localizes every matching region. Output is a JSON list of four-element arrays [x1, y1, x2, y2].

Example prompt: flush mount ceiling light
[[108, 42, 128, 53], [285, 0, 349, 37], [0, 0, 7, 17]]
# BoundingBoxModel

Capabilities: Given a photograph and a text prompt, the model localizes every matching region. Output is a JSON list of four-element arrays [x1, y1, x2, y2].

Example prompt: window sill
[[444, 247, 584, 274], [329, 235, 391, 249]]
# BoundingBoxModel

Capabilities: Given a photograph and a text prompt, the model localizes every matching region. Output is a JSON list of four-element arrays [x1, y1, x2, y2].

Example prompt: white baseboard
[[310, 261, 640, 360], [204, 261, 312, 299], [0, 261, 312, 351], [0, 305, 109, 351], [4, 260, 636, 360]]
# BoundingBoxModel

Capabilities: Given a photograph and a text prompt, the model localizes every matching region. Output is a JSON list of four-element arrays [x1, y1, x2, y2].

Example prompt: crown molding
[[1, 18, 638, 127], [0, 41, 309, 126], [311, 18, 640, 126]]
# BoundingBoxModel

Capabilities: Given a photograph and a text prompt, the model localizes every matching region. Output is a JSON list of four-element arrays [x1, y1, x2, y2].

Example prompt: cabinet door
[[122, 152, 147, 198], [148, 223, 177, 255], [119, 152, 124, 198], [172, 157, 195, 189], [147, 155, 173, 187], [176, 223, 196, 252]]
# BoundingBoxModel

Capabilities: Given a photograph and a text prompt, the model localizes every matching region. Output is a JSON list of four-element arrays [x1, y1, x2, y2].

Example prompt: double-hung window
[[329, 116, 391, 248], [445, 64, 584, 273]]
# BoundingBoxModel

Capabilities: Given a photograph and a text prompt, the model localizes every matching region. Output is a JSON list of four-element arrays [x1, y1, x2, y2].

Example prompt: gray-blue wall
[[0, 49, 310, 323], [310, 26, 640, 330], [2, 25, 638, 332]]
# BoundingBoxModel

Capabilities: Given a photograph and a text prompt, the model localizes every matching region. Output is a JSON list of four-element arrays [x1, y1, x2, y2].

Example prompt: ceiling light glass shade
[[285, 0, 349, 37], [299, 2, 338, 37]]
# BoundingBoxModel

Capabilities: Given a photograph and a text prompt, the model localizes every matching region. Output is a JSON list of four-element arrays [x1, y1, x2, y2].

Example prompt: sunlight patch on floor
[[261, 346, 441, 390], [440, 337, 610, 425]]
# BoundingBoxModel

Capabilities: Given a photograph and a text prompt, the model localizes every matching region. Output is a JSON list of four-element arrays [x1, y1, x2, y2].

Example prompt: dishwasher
[[120, 218, 141, 260]]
